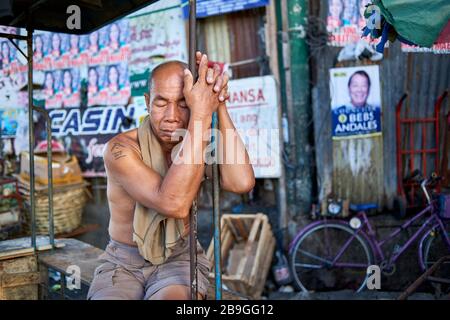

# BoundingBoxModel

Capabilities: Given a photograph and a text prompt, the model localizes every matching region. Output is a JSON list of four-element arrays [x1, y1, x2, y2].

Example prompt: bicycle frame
[[289, 203, 450, 271], [354, 203, 450, 267], [288, 177, 450, 293]]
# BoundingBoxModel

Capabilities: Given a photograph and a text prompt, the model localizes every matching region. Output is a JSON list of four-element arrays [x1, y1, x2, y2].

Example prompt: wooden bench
[[38, 238, 247, 300], [0, 236, 65, 300]]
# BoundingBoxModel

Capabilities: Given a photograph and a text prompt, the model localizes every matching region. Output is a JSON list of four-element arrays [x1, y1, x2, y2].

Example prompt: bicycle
[[289, 171, 450, 293]]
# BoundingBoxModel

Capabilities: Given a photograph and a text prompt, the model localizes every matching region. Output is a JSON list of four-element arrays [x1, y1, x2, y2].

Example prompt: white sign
[[127, 0, 188, 76], [227, 76, 281, 178]]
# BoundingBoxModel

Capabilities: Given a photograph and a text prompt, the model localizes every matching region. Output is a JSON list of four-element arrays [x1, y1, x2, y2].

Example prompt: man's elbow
[[221, 176, 255, 194], [159, 197, 191, 219]]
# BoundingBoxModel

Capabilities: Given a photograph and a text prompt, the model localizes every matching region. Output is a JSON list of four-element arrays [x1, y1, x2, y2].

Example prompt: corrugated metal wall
[[199, 8, 267, 79], [312, 0, 450, 208]]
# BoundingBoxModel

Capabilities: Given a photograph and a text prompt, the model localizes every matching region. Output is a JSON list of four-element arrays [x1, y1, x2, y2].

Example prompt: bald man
[[87, 53, 255, 300]]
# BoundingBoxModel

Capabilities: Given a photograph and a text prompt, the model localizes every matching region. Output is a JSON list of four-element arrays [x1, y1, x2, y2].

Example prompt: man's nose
[[164, 102, 180, 122]]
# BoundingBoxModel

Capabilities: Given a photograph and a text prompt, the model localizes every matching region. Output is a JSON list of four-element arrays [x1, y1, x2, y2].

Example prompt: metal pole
[[26, 27, 36, 250], [211, 112, 222, 300], [286, 0, 313, 215], [188, 0, 198, 301], [33, 107, 54, 247], [275, 0, 290, 247]]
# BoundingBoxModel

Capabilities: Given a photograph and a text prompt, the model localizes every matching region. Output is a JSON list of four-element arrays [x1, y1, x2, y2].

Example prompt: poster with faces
[[329, 65, 381, 140], [327, 0, 377, 47]]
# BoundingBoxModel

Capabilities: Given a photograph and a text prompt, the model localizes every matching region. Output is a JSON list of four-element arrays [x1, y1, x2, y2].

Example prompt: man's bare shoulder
[[103, 129, 141, 169]]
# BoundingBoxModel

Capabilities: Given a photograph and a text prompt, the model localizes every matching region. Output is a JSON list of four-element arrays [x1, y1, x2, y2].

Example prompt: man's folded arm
[[103, 138, 202, 219]]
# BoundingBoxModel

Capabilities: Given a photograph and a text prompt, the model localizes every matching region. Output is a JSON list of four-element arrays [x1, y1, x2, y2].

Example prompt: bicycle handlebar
[[403, 169, 421, 182], [405, 169, 442, 205]]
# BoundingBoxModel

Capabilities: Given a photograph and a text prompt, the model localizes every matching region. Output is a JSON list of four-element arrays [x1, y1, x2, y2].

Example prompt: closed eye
[[153, 99, 167, 107], [178, 100, 187, 108]]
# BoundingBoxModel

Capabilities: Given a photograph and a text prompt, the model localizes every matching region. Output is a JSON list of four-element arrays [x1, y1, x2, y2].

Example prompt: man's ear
[[144, 93, 150, 112]]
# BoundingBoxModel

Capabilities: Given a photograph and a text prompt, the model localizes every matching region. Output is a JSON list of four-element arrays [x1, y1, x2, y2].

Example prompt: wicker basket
[[20, 183, 88, 235]]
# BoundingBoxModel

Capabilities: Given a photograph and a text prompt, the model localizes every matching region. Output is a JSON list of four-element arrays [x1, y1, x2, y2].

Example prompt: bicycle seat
[[349, 203, 378, 212]]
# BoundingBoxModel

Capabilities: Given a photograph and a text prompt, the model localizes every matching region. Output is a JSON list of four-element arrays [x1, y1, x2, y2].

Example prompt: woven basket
[[21, 185, 88, 235]]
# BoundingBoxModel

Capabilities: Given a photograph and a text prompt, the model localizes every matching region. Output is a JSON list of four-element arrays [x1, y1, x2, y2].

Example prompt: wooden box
[[206, 213, 275, 299], [0, 255, 40, 300]]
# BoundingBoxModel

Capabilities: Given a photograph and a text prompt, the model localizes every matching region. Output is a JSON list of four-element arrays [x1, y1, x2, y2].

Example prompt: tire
[[289, 222, 374, 293], [420, 222, 450, 280]]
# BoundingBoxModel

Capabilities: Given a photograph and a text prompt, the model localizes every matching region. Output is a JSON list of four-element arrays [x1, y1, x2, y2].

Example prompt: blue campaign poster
[[329, 65, 382, 140]]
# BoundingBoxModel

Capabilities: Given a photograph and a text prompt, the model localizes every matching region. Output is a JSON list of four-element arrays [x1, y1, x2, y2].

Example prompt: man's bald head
[[144, 60, 191, 146], [148, 61, 188, 93]]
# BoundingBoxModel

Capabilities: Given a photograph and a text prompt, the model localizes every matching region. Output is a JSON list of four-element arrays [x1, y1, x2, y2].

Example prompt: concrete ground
[[268, 290, 445, 300]]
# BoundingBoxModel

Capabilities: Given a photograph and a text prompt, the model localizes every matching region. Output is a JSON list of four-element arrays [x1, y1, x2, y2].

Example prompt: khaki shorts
[[87, 237, 210, 300]]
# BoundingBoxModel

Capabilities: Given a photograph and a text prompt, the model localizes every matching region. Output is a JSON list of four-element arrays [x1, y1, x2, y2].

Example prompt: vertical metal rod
[[189, 201, 198, 300], [211, 112, 222, 300], [26, 27, 36, 250], [46, 114, 54, 247], [188, 0, 198, 301], [33, 107, 54, 247]]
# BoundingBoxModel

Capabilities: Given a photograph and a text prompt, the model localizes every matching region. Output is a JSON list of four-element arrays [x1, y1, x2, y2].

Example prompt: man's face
[[45, 73, 53, 89], [35, 36, 43, 52], [2, 42, 9, 59], [349, 74, 370, 108], [63, 71, 72, 89], [89, 32, 98, 46], [52, 34, 60, 51], [88, 69, 97, 86], [110, 24, 120, 43], [329, 0, 343, 19], [70, 35, 79, 49], [109, 67, 119, 86], [145, 65, 190, 146], [343, 1, 356, 20]]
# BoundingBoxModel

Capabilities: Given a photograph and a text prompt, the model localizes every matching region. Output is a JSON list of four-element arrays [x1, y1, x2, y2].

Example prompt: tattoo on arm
[[111, 142, 127, 160]]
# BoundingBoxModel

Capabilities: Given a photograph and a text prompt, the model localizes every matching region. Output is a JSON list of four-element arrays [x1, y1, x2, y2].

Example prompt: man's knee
[[147, 285, 204, 300], [87, 264, 144, 300]]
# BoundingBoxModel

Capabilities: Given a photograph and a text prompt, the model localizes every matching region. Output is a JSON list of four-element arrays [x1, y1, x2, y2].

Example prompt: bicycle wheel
[[290, 222, 374, 292], [421, 221, 450, 279]]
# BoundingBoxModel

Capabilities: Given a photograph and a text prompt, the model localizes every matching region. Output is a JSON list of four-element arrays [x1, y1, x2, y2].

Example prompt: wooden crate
[[206, 213, 275, 299], [0, 255, 40, 300]]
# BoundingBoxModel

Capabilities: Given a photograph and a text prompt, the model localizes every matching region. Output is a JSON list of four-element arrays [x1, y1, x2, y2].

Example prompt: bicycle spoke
[[297, 248, 333, 265], [324, 222, 332, 259], [294, 263, 323, 269], [334, 262, 369, 268], [291, 223, 373, 292], [331, 232, 358, 264]]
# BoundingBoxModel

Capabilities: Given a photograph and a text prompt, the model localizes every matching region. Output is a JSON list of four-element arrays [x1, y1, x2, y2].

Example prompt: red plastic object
[[396, 90, 448, 208]]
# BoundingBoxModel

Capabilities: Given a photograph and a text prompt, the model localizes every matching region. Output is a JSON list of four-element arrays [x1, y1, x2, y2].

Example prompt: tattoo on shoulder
[[110, 142, 127, 160]]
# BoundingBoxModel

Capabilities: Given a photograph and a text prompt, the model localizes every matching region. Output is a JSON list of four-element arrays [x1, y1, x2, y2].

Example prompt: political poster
[[0, 1, 188, 176], [327, 0, 375, 47], [128, 0, 188, 78], [329, 65, 382, 139]]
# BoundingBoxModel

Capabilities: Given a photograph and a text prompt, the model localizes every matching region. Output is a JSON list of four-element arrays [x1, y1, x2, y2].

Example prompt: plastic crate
[[438, 194, 450, 219]]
